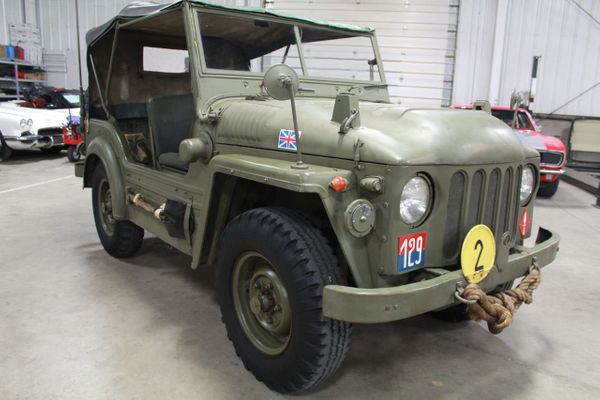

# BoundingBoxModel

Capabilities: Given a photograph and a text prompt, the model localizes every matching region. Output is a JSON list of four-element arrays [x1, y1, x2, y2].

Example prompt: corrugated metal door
[[271, 0, 459, 107]]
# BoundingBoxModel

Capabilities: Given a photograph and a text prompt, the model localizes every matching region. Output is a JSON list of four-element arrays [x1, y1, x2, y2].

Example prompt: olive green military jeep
[[75, 0, 560, 393]]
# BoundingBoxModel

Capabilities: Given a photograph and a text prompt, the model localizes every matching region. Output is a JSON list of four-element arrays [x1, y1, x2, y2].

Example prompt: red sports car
[[453, 104, 566, 198]]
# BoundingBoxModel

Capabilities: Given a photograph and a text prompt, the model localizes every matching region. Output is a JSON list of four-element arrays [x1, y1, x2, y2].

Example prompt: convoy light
[[344, 199, 375, 237], [520, 165, 536, 205], [399, 175, 432, 225], [329, 176, 348, 193], [519, 209, 531, 239]]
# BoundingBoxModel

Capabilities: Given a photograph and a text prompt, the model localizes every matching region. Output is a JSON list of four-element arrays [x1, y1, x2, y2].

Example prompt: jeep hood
[[215, 99, 538, 166]]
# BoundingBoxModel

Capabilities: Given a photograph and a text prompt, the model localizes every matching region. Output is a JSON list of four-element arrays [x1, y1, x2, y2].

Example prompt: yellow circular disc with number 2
[[460, 224, 496, 284]]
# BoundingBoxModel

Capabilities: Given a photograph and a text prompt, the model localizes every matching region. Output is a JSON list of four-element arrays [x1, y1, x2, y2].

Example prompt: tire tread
[[217, 207, 351, 393]]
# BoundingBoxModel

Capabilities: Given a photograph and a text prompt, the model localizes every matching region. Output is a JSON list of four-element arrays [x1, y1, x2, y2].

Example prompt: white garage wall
[[0, 0, 37, 43], [7, 0, 458, 108], [453, 0, 600, 117], [14, 0, 597, 116], [271, 0, 459, 107]]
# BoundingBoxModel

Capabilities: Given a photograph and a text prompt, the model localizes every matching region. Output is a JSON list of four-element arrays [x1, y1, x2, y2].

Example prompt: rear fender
[[83, 124, 127, 220]]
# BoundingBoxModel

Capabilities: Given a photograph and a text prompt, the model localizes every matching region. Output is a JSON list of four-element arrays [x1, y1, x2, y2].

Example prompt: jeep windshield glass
[[197, 12, 381, 82], [297, 26, 380, 82]]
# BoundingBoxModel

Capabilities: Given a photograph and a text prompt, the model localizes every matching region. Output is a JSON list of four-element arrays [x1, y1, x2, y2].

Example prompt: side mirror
[[179, 137, 211, 163], [263, 64, 307, 169], [263, 64, 299, 100]]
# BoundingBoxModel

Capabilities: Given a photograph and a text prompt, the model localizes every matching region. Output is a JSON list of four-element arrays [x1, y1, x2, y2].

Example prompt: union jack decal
[[278, 129, 298, 151]]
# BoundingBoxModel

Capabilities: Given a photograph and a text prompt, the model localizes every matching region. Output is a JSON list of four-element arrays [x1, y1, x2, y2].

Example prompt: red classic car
[[453, 104, 566, 198]]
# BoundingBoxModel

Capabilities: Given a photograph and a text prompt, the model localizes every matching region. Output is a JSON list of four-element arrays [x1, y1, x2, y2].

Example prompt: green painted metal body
[[78, 0, 559, 322]]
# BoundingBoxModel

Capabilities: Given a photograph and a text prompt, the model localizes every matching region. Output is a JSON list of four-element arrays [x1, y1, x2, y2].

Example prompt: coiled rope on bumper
[[461, 264, 541, 334]]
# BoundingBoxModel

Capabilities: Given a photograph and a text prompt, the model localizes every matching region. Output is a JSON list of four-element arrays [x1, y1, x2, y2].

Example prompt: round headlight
[[520, 165, 536, 205], [19, 118, 27, 129], [400, 176, 432, 225], [26, 118, 33, 127]]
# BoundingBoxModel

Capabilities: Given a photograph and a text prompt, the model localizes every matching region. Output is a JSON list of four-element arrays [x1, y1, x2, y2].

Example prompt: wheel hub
[[98, 179, 115, 234], [248, 272, 288, 333], [232, 252, 292, 355]]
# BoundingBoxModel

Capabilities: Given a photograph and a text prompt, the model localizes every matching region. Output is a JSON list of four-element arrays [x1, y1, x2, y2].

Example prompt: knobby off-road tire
[[538, 178, 559, 198], [216, 207, 352, 393], [67, 145, 81, 162], [91, 163, 144, 258]]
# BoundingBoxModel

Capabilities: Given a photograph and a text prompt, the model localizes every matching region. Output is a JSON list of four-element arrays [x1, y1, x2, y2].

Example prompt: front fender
[[0, 115, 24, 140], [210, 154, 349, 196], [209, 154, 374, 287], [85, 133, 127, 220]]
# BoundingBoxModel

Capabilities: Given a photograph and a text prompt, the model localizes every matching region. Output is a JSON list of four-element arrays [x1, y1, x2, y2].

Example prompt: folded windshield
[[197, 11, 382, 82]]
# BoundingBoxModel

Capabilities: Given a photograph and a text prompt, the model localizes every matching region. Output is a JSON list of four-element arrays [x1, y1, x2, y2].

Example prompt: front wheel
[[217, 208, 351, 393], [0, 133, 12, 161], [67, 145, 81, 162], [41, 146, 63, 155], [538, 178, 559, 198], [91, 163, 144, 258]]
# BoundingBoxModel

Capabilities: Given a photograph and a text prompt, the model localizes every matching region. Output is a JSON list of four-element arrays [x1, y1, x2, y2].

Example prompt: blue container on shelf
[[6, 44, 15, 59]]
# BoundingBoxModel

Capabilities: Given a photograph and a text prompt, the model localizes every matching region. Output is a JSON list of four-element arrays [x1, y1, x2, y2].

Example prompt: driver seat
[[147, 94, 195, 171]]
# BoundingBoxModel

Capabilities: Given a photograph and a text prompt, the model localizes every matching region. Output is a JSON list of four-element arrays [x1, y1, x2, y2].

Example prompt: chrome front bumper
[[4, 132, 63, 149]]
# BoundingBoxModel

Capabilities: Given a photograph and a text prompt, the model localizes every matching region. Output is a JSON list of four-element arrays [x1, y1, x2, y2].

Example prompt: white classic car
[[0, 89, 80, 161]]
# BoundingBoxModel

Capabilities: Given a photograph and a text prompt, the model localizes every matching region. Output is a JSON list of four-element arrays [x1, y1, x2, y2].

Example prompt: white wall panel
[[452, 0, 497, 105], [454, 0, 600, 117], [0, 0, 26, 44], [272, 0, 459, 107]]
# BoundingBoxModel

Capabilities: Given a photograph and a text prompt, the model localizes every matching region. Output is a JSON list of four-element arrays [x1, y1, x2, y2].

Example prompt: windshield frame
[[193, 8, 386, 86]]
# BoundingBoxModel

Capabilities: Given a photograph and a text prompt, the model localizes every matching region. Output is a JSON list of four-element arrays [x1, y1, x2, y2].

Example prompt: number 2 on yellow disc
[[460, 225, 496, 284]]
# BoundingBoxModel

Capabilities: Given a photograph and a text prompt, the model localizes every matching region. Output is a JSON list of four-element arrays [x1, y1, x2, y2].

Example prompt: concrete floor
[[1, 151, 599, 400]]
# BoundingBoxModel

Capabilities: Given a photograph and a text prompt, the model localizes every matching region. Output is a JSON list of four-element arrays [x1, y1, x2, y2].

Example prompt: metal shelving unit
[[0, 58, 46, 100]]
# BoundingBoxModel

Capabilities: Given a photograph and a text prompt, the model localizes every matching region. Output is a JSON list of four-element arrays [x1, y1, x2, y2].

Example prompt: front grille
[[38, 128, 64, 145], [539, 151, 563, 166], [38, 128, 63, 136], [443, 166, 521, 262]]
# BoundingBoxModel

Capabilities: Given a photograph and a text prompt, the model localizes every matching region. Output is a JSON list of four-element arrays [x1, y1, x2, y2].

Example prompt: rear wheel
[[217, 207, 351, 393], [91, 163, 144, 258], [538, 178, 559, 198], [67, 145, 81, 162]]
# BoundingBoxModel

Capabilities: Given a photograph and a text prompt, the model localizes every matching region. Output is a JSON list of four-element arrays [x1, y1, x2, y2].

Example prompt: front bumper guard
[[4, 133, 44, 142], [323, 227, 559, 323], [539, 168, 564, 175]]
